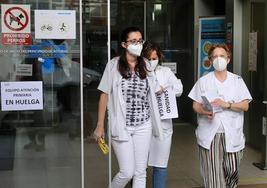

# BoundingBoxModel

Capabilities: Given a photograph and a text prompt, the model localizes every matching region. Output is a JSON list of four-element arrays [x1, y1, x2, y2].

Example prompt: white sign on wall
[[34, 10, 76, 39], [162, 62, 177, 74], [1, 81, 43, 111], [156, 88, 178, 120], [15, 64, 32, 76]]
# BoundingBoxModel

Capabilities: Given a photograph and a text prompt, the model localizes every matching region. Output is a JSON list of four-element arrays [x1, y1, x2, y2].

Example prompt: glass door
[[83, 0, 145, 187], [83, 0, 109, 187], [0, 1, 82, 188]]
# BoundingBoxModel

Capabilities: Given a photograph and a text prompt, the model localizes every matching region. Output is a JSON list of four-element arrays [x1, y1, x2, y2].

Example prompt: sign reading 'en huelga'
[[156, 88, 178, 120], [1, 81, 43, 111]]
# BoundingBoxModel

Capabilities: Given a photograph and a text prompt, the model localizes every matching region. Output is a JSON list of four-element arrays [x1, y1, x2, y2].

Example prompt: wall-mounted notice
[[248, 32, 257, 71], [198, 17, 225, 78], [15, 64, 32, 76], [1, 81, 43, 111], [34, 10, 76, 39], [162, 62, 177, 74]]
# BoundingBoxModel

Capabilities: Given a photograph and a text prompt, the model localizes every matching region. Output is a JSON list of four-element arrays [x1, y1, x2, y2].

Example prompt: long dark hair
[[118, 27, 147, 79]]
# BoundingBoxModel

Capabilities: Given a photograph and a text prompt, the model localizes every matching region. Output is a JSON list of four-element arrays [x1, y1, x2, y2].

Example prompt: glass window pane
[[0, 1, 82, 188]]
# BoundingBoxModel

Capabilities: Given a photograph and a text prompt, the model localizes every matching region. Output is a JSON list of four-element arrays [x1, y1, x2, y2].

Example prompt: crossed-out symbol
[[4, 7, 29, 31]]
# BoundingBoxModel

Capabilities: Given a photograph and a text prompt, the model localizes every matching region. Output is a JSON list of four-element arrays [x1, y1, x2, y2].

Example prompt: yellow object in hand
[[98, 138, 109, 154]]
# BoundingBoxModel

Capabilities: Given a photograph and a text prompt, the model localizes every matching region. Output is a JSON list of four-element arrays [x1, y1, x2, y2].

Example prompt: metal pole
[[79, 0, 85, 187], [107, 0, 112, 187]]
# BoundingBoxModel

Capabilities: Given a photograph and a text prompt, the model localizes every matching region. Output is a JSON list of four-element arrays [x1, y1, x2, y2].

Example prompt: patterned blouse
[[121, 72, 150, 127]]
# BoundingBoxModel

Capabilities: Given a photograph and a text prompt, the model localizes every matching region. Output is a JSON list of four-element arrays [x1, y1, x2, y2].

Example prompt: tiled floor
[[85, 123, 267, 187], [0, 123, 267, 187]]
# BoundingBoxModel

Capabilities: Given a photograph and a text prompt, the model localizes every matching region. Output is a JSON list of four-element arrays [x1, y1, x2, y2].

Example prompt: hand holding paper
[[201, 90, 223, 114]]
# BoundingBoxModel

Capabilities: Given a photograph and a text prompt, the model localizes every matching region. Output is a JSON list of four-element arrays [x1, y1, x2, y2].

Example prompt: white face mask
[[212, 57, 228, 71], [127, 43, 143, 56], [147, 59, 159, 71]]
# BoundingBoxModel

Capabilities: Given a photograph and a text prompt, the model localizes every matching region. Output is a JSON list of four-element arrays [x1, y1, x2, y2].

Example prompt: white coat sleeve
[[237, 77, 252, 102], [97, 60, 114, 94], [167, 69, 183, 97], [188, 79, 203, 103]]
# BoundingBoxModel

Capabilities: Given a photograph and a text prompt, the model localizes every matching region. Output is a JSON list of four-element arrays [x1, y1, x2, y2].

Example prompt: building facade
[[0, 0, 266, 187]]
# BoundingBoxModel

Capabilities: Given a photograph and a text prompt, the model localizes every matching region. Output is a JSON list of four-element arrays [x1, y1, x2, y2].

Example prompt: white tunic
[[97, 57, 163, 141], [188, 71, 252, 152], [148, 66, 183, 168]]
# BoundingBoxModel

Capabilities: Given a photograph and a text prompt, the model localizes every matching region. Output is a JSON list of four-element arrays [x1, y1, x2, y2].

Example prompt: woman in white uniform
[[188, 44, 252, 188], [93, 27, 163, 188], [142, 41, 183, 188]]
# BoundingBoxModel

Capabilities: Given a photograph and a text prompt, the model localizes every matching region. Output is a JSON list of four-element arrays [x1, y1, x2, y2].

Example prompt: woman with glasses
[[188, 44, 252, 188], [142, 41, 183, 188], [93, 27, 163, 188]]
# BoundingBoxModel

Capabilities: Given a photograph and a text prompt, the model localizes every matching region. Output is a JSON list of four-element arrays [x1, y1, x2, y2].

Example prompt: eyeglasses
[[126, 39, 145, 45]]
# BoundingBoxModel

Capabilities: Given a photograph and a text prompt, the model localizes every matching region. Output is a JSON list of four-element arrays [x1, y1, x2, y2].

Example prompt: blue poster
[[198, 17, 225, 77]]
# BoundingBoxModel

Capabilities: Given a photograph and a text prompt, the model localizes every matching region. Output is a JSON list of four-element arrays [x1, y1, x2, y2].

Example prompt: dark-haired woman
[[142, 41, 183, 188], [93, 27, 162, 188]]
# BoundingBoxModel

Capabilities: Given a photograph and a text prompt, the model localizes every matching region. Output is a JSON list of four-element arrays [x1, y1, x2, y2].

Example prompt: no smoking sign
[[1, 4, 31, 45]]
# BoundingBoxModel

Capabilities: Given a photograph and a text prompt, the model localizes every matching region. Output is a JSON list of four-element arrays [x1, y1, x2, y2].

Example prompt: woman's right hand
[[93, 123, 105, 141]]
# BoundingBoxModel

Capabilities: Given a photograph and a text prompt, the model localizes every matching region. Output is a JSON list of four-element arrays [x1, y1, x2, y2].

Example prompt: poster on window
[[1, 81, 43, 111], [34, 10, 76, 39], [156, 88, 178, 120], [198, 17, 226, 78], [1, 4, 31, 45]]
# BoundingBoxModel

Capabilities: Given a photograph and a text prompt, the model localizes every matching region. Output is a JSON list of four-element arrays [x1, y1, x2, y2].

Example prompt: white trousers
[[111, 120, 152, 188]]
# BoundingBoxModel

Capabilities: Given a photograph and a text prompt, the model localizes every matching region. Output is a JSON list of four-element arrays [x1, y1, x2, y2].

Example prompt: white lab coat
[[188, 71, 252, 152], [98, 57, 163, 141], [148, 65, 183, 168]]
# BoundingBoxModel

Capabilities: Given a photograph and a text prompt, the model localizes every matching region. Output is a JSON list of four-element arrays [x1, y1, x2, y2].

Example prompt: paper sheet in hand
[[156, 88, 178, 119], [201, 96, 213, 112], [201, 96, 222, 113]]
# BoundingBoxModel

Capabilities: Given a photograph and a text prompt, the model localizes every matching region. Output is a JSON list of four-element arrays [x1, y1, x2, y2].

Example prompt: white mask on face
[[147, 59, 159, 71], [212, 57, 228, 71], [127, 43, 143, 56]]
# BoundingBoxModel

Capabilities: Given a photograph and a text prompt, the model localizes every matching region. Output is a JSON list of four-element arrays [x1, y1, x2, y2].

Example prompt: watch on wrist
[[227, 102, 232, 109]]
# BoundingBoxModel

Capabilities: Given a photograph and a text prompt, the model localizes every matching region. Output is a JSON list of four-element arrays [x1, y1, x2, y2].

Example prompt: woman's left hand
[[211, 98, 229, 109], [156, 86, 165, 95]]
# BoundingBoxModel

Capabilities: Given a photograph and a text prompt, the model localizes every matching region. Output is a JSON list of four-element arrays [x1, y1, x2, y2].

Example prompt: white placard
[[1, 81, 43, 111], [156, 88, 178, 119], [15, 64, 32, 76], [162, 62, 177, 74], [34, 10, 76, 39]]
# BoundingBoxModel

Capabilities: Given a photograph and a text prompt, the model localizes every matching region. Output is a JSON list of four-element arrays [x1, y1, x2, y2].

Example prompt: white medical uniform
[[98, 57, 163, 188], [188, 71, 252, 152], [148, 66, 183, 168]]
